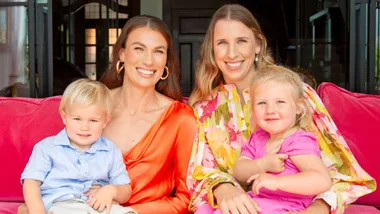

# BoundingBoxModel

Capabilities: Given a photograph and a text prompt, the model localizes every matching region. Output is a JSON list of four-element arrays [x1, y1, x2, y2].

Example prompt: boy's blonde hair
[[59, 78, 112, 115], [250, 65, 311, 130]]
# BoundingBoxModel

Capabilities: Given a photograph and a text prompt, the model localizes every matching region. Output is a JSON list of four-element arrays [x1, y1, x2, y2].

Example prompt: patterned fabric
[[187, 83, 376, 214]]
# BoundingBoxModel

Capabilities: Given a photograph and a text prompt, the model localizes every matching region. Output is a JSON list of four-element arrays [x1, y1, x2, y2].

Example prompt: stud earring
[[254, 55, 259, 63]]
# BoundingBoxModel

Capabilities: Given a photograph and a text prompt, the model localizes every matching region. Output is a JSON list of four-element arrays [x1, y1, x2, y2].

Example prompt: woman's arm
[[131, 111, 197, 214], [187, 119, 243, 212], [23, 179, 45, 214]]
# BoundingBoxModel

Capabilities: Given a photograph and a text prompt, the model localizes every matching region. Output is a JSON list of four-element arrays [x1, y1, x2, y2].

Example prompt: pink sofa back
[[317, 83, 380, 206], [0, 96, 64, 202]]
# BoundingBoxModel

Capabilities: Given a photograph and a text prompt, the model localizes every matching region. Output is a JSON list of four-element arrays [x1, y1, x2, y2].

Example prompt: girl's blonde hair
[[59, 78, 112, 115], [188, 4, 274, 106], [250, 65, 311, 130]]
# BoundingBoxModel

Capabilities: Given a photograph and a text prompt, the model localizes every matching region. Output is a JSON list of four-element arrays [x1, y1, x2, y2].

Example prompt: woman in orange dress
[[100, 15, 196, 214], [18, 15, 196, 214]]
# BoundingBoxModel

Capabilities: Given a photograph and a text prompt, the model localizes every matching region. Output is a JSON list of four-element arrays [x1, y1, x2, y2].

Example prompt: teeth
[[227, 62, 242, 68], [137, 68, 154, 75]]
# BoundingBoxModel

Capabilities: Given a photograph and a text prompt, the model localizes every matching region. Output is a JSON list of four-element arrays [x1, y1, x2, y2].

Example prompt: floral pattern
[[187, 84, 376, 214]]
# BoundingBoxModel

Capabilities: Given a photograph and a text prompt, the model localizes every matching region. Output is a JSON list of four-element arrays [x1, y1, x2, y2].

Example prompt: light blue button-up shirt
[[21, 129, 131, 211]]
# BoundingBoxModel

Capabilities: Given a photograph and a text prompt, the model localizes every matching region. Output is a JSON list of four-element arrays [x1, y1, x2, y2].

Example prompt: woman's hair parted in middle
[[189, 4, 275, 106], [100, 15, 182, 101], [250, 65, 312, 130]]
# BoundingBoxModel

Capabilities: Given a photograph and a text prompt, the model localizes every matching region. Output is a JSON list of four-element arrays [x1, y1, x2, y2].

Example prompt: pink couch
[[0, 83, 378, 213]]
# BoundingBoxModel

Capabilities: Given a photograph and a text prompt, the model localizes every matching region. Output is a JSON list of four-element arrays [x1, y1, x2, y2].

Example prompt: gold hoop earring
[[160, 66, 169, 80], [116, 60, 124, 74]]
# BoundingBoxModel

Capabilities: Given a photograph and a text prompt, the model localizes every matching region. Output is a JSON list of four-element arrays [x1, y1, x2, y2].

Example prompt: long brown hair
[[188, 4, 274, 106], [100, 15, 182, 101]]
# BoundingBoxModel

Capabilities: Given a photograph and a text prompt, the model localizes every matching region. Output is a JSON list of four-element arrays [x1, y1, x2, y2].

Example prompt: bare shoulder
[[156, 92, 194, 115]]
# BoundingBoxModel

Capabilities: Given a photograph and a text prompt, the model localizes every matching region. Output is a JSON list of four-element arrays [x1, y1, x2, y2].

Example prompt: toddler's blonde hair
[[59, 78, 112, 115]]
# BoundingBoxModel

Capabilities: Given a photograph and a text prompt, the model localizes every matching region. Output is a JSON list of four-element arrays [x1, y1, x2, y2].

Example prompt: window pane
[[102, 6, 129, 19], [85, 3, 99, 19], [109, 28, 122, 62], [85, 29, 96, 45], [119, 0, 128, 6], [0, 6, 29, 97], [85, 47, 96, 63]]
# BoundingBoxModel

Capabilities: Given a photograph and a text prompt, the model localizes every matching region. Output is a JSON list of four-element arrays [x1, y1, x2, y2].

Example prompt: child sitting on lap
[[231, 65, 332, 214]]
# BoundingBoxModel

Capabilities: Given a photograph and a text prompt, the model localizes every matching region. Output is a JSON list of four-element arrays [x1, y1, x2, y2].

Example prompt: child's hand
[[261, 153, 288, 173], [247, 173, 279, 195], [87, 185, 117, 214]]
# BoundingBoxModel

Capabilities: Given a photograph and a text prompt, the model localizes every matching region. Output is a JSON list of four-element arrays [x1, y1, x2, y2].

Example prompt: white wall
[[140, 0, 162, 19]]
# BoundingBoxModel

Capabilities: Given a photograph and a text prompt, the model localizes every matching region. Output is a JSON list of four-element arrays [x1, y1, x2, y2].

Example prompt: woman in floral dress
[[187, 4, 375, 214]]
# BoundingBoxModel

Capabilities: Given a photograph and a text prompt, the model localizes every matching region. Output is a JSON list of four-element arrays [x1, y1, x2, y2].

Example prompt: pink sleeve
[[282, 131, 320, 157], [241, 129, 267, 159], [241, 134, 256, 159]]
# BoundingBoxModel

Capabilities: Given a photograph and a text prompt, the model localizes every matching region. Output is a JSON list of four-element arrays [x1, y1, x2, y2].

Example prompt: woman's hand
[[247, 173, 278, 195], [214, 183, 261, 214], [87, 185, 117, 214]]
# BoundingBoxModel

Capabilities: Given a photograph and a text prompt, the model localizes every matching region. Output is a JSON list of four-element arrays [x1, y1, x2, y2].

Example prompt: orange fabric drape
[[123, 101, 196, 214]]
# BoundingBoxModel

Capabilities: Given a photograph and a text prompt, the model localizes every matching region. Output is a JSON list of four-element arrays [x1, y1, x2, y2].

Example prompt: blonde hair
[[250, 65, 311, 130], [188, 4, 274, 106], [59, 78, 112, 115]]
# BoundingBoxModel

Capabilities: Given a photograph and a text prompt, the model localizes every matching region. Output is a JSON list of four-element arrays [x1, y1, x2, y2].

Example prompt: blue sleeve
[[21, 141, 52, 183], [108, 147, 131, 186]]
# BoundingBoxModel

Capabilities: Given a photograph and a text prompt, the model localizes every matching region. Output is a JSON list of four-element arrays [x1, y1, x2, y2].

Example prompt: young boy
[[21, 79, 135, 214]]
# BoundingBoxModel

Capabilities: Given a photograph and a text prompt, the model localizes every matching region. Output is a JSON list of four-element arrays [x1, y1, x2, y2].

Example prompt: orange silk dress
[[123, 101, 197, 214]]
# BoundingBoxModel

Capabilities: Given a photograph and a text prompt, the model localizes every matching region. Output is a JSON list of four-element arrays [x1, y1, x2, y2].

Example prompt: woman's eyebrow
[[132, 41, 146, 47], [236, 36, 250, 40], [132, 41, 166, 50]]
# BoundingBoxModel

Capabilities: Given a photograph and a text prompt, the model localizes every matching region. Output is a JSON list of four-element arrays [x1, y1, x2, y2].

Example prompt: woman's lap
[[195, 203, 217, 214]]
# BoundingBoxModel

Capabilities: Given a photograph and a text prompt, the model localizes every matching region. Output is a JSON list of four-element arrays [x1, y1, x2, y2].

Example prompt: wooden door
[[163, 0, 238, 96]]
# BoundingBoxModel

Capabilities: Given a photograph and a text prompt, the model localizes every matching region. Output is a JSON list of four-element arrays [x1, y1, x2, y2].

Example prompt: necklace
[[129, 109, 138, 116], [126, 100, 144, 116]]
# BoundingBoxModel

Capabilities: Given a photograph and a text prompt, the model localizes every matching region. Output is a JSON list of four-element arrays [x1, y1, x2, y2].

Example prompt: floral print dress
[[187, 84, 376, 214]]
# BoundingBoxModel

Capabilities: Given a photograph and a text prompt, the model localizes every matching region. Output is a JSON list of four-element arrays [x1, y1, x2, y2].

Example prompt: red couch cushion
[[345, 204, 380, 213], [0, 96, 64, 202], [0, 202, 23, 214], [317, 82, 380, 206]]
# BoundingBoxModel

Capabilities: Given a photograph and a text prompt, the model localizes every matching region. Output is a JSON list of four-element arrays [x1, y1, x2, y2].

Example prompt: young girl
[[230, 65, 332, 214]]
